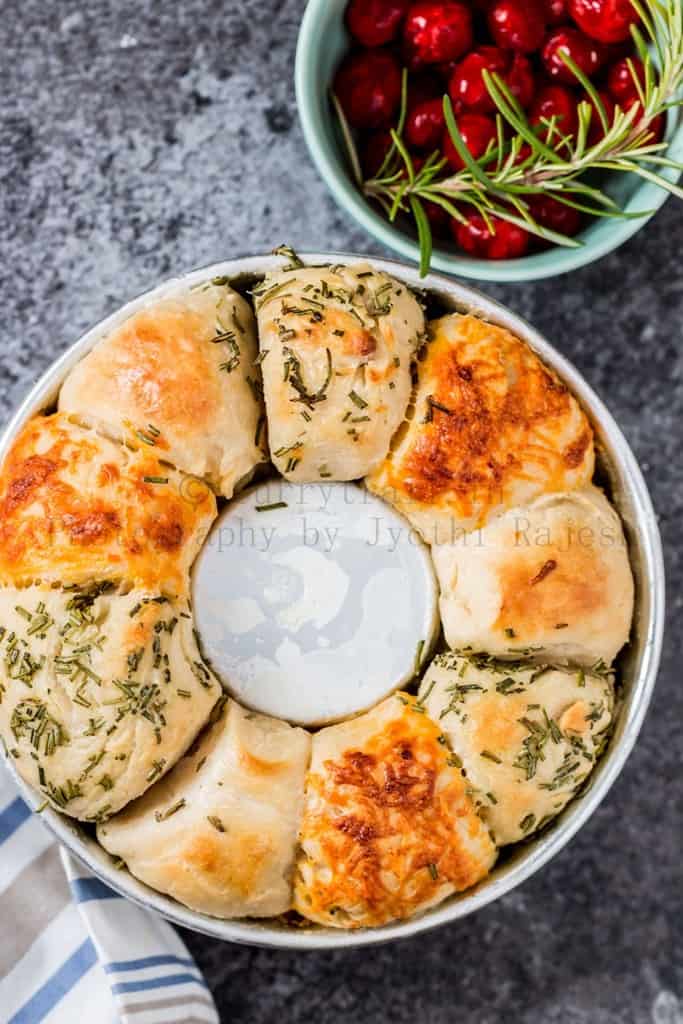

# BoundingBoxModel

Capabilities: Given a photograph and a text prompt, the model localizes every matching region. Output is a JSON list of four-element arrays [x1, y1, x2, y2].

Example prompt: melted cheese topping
[[367, 314, 594, 543], [0, 414, 216, 594], [294, 693, 496, 928], [58, 283, 266, 497]]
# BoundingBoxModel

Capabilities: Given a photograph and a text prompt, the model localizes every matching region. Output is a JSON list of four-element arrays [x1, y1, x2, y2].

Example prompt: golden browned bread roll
[[256, 263, 425, 481], [294, 692, 496, 928], [97, 701, 311, 918], [0, 414, 215, 595], [367, 313, 594, 544], [419, 653, 614, 845], [432, 486, 634, 667], [0, 584, 221, 821], [59, 282, 266, 497]]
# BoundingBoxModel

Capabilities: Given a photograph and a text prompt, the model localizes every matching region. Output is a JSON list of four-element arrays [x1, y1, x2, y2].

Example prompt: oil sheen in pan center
[[192, 480, 439, 726]]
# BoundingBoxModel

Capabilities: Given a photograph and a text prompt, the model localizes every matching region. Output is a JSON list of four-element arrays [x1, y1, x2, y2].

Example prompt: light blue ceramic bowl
[[295, 0, 683, 282]]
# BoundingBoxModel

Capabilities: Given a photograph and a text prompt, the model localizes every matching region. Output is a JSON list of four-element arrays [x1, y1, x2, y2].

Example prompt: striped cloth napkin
[[0, 764, 220, 1024]]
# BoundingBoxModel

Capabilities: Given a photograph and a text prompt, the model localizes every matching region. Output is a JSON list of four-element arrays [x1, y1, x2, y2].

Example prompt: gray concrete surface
[[1, 2, 681, 1021]]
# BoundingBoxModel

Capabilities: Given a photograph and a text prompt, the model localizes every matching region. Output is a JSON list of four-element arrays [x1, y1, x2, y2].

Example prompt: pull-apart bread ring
[[431, 485, 634, 666], [419, 653, 614, 846], [0, 584, 221, 821], [366, 313, 595, 544], [0, 256, 636, 931], [58, 282, 266, 498], [98, 700, 310, 918], [294, 693, 496, 929], [0, 413, 216, 595], [256, 263, 425, 481]]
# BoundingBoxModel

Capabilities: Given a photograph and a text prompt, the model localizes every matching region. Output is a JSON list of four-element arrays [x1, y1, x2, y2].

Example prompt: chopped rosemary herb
[[155, 798, 186, 822], [135, 428, 157, 446], [530, 559, 558, 585], [283, 346, 332, 409], [273, 442, 303, 458], [413, 639, 425, 676], [11, 700, 68, 757], [255, 501, 288, 512], [146, 758, 166, 783], [272, 244, 304, 269], [207, 815, 226, 832], [254, 414, 266, 448], [480, 749, 502, 764], [143, 476, 168, 485]]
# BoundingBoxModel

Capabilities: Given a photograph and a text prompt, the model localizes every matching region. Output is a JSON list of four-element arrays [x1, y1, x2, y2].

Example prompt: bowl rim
[[295, 0, 683, 283], [0, 251, 665, 950]]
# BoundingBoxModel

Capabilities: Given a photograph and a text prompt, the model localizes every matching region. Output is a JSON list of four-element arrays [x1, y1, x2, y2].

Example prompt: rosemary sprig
[[333, 0, 683, 276]]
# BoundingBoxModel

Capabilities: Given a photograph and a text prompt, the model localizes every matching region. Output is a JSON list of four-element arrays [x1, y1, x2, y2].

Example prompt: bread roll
[[0, 414, 215, 595], [256, 263, 424, 481], [98, 701, 311, 918], [367, 313, 594, 544], [432, 486, 634, 666], [59, 282, 266, 497], [0, 585, 221, 820], [419, 653, 613, 845], [294, 692, 496, 928]]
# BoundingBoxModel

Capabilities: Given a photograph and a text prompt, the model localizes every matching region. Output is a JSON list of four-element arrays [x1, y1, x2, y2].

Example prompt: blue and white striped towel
[[0, 764, 220, 1024]]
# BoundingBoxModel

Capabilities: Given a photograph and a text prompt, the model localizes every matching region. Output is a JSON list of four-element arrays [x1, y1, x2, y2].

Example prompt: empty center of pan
[[192, 480, 439, 726]]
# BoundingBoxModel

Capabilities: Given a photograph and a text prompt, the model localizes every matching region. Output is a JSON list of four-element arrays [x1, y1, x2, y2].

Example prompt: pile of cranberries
[[334, 0, 661, 260]]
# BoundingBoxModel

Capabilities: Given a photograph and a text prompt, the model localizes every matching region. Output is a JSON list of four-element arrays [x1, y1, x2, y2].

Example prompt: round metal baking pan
[[0, 253, 665, 949]]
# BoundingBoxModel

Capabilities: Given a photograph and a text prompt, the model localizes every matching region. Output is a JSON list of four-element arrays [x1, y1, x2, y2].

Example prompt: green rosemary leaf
[[272, 244, 303, 269], [409, 195, 433, 278], [330, 90, 363, 187], [374, 68, 409, 181], [443, 96, 495, 188], [255, 501, 288, 512]]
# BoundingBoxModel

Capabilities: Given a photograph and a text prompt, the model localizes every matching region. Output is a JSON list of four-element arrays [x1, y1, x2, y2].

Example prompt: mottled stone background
[[1, 1, 681, 1021]]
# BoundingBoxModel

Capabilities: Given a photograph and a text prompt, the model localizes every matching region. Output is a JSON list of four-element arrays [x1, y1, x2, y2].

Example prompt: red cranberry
[[488, 0, 547, 53], [542, 27, 606, 84], [403, 2, 473, 68], [507, 53, 536, 108], [407, 70, 444, 107], [334, 49, 402, 129], [346, 0, 410, 46], [607, 55, 646, 105], [424, 197, 450, 234], [362, 129, 395, 176], [436, 58, 461, 83], [453, 212, 531, 258], [624, 96, 665, 143], [568, 0, 640, 44], [442, 113, 497, 169], [530, 84, 579, 139], [584, 89, 616, 143], [528, 194, 582, 237], [511, 141, 533, 164], [449, 47, 509, 114], [406, 97, 446, 149], [544, 0, 569, 23]]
